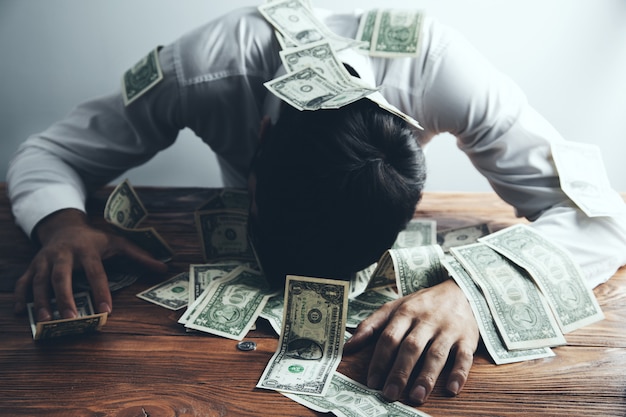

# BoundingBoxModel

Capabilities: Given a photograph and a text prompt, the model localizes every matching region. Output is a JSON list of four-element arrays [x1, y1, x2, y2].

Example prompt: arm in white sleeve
[[415, 20, 626, 287], [6, 44, 184, 238], [7, 7, 282, 239]]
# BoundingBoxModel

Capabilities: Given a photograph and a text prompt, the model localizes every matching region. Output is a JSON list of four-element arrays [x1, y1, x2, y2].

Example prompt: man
[[7, 4, 626, 406]]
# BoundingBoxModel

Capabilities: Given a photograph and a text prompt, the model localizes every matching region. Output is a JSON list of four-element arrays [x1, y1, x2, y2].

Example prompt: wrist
[[35, 208, 88, 245]]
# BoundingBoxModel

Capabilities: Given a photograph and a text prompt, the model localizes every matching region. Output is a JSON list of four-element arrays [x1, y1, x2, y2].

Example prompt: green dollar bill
[[367, 249, 397, 290], [280, 40, 354, 87], [283, 371, 432, 417], [437, 223, 491, 252], [257, 275, 349, 396], [392, 219, 436, 248], [451, 243, 566, 350], [27, 292, 108, 340], [105, 179, 174, 261], [185, 267, 272, 340], [104, 179, 147, 229], [259, 0, 360, 51], [349, 262, 377, 298], [443, 256, 554, 364], [264, 67, 375, 111], [178, 263, 242, 325], [479, 224, 604, 333], [346, 288, 397, 329], [122, 47, 164, 106], [260, 292, 285, 335], [390, 245, 446, 296], [195, 209, 255, 263], [136, 272, 189, 311], [355, 9, 378, 50], [370, 9, 423, 57]]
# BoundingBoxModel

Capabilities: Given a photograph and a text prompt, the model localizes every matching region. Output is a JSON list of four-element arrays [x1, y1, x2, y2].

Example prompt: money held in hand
[[27, 292, 108, 340]]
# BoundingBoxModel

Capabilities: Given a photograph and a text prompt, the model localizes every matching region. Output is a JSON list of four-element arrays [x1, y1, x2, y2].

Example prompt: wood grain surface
[[1, 185, 625, 417]]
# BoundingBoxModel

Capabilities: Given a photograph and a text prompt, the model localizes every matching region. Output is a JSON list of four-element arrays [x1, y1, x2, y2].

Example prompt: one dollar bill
[[479, 224, 604, 333], [27, 292, 107, 340], [283, 371, 432, 417], [443, 256, 554, 364], [451, 243, 566, 350], [257, 275, 349, 396]]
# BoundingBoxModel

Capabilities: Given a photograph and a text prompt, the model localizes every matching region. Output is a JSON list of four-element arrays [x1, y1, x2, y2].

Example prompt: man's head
[[249, 98, 426, 288]]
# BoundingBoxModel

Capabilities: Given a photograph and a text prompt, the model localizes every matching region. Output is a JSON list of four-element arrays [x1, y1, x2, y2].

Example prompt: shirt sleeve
[[6, 7, 281, 239], [415, 19, 626, 287], [6, 44, 184, 238]]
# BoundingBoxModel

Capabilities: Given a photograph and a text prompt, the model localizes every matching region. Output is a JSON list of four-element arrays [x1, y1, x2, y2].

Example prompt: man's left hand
[[344, 278, 479, 404]]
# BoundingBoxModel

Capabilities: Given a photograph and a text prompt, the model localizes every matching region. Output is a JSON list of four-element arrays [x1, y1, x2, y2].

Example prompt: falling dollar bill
[[283, 371, 432, 417], [259, 0, 361, 52], [479, 224, 604, 333], [264, 66, 376, 111], [443, 256, 554, 364], [257, 275, 349, 396], [105, 179, 173, 261], [185, 267, 273, 340], [136, 272, 189, 311], [279, 40, 354, 87], [551, 141, 626, 217], [451, 243, 566, 350], [27, 292, 108, 340]]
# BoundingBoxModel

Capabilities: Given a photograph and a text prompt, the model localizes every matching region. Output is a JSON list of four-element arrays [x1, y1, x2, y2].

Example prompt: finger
[[81, 255, 112, 315], [381, 329, 430, 402], [50, 256, 77, 319], [31, 261, 53, 322], [115, 238, 168, 273], [366, 308, 413, 390], [445, 342, 475, 397], [407, 337, 453, 404], [14, 267, 35, 314]]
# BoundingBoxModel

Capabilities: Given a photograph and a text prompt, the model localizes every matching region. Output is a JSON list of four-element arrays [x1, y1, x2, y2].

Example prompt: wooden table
[[1, 184, 625, 417]]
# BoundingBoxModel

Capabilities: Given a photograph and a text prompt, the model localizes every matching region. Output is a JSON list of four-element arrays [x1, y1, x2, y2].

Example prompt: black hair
[[250, 98, 426, 288]]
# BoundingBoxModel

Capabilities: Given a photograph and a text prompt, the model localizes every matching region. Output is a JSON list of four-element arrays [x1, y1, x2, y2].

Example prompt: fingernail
[[37, 308, 51, 322], [447, 380, 460, 395], [410, 385, 427, 404], [98, 302, 112, 314], [383, 384, 400, 401], [62, 309, 77, 319], [367, 374, 382, 389]]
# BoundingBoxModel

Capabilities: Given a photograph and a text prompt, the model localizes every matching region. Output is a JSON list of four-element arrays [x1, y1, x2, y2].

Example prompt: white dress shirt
[[7, 7, 626, 288]]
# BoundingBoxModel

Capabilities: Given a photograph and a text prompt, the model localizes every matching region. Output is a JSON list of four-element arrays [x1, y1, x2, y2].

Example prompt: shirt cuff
[[11, 184, 86, 239]]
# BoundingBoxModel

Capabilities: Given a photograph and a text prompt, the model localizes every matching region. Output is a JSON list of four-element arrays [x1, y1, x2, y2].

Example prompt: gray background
[[1, 0, 625, 191]]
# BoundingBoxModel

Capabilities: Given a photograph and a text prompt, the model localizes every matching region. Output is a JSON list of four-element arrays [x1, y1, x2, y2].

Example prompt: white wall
[[1, 0, 625, 191]]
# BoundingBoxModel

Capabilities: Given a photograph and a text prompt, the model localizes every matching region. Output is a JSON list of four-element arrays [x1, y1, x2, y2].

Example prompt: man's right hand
[[14, 208, 168, 322]]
